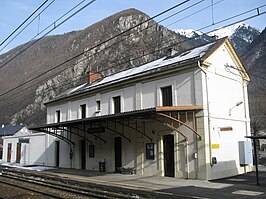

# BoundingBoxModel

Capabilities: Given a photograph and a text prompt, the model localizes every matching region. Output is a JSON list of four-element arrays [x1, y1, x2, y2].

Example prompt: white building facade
[[31, 38, 253, 180], [2, 127, 56, 166]]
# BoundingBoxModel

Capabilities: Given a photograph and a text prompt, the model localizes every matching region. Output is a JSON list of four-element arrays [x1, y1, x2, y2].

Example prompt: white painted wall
[[2, 133, 50, 165], [47, 71, 201, 123], [202, 43, 252, 179]]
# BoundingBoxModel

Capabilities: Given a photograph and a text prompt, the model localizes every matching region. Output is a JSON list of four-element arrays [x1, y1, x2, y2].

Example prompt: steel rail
[[0, 170, 139, 199]]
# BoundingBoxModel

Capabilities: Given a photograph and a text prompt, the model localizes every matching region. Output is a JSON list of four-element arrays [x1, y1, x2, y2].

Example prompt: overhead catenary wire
[[0, 0, 50, 48], [156, 0, 206, 24], [197, 4, 266, 32], [0, 0, 193, 97], [0, 3, 265, 104], [56, 3, 266, 80], [0, 0, 209, 104], [1, 8, 265, 106], [0, 0, 189, 72], [0, 0, 56, 54], [0, 0, 96, 71], [211, 0, 214, 25], [0, 3, 265, 107], [165, 0, 224, 28]]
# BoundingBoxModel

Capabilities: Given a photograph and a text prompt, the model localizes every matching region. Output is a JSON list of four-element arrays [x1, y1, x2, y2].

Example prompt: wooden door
[[114, 137, 122, 172], [16, 143, 21, 163], [7, 143, 12, 163], [55, 141, 60, 167], [163, 134, 175, 177], [80, 140, 86, 169]]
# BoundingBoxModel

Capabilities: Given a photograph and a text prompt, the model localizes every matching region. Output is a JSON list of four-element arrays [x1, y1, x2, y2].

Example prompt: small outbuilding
[[1, 124, 54, 166]]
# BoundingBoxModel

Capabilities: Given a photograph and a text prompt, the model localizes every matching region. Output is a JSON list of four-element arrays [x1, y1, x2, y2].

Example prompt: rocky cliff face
[[0, 9, 197, 125], [229, 24, 261, 56]]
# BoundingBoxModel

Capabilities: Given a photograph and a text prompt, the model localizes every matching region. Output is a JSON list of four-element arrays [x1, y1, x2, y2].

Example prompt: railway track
[[0, 176, 63, 199], [0, 169, 140, 199]]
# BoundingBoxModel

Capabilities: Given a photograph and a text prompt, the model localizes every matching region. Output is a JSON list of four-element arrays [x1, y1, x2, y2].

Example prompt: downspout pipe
[[242, 80, 249, 137], [197, 61, 213, 167]]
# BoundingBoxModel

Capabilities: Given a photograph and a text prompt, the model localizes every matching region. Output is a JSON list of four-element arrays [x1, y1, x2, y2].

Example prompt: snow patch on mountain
[[174, 29, 203, 38], [208, 22, 259, 40]]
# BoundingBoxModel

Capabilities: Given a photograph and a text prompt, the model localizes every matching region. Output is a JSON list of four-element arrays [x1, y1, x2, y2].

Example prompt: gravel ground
[[0, 176, 52, 199], [0, 175, 93, 199]]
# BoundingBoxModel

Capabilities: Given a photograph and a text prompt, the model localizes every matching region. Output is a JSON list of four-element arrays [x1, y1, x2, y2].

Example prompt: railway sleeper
[[1, 170, 140, 199]]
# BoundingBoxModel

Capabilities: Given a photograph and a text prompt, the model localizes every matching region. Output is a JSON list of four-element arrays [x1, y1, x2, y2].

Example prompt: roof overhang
[[30, 106, 203, 130], [30, 106, 203, 144]]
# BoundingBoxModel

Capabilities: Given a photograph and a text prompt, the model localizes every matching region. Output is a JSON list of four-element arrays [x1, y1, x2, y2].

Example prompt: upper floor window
[[113, 96, 121, 114], [161, 86, 172, 106], [56, 110, 60, 123], [96, 100, 101, 112], [80, 104, 86, 119]]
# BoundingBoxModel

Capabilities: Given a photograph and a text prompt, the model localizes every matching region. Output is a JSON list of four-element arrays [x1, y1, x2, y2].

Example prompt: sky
[[0, 0, 265, 54]]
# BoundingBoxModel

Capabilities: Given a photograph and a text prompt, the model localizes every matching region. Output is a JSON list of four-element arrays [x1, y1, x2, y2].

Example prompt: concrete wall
[[2, 133, 55, 166], [201, 43, 252, 179], [47, 70, 202, 123]]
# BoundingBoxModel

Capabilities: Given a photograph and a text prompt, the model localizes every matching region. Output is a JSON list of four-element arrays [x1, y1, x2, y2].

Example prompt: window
[[113, 96, 121, 113], [89, 145, 95, 158], [146, 143, 155, 160], [80, 104, 86, 119], [56, 110, 60, 123], [161, 86, 172, 106], [96, 100, 101, 112]]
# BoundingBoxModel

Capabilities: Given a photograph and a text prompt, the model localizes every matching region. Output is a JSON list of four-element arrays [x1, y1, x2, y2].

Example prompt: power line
[[0, 0, 96, 70], [0, 0, 192, 96], [1, 10, 265, 106], [197, 5, 266, 32], [0, 0, 56, 54], [211, 0, 214, 25], [1, 3, 265, 105], [0, 0, 203, 104], [0, 0, 208, 105], [0, 4, 265, 106], [165, 0, 224, 28], [77, 4, 266, 80], [0, 0, 50, 47], [156, 0, 205, 24]]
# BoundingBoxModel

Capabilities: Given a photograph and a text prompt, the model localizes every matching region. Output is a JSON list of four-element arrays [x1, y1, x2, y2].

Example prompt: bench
[[118, 167, 136, 174]]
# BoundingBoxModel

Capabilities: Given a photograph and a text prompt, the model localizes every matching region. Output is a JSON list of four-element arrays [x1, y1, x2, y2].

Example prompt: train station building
[[25, 38, 253, 180]]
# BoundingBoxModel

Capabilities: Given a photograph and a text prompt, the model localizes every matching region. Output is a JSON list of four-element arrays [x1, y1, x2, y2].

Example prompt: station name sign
[[87, 127, 105, 133], [19, 138, 30, 143]]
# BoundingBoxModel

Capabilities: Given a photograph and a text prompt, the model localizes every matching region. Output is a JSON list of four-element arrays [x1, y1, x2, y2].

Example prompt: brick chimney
[[87, 71, 102, 84]]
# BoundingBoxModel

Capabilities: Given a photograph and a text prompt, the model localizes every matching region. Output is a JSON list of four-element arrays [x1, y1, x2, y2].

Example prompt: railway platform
[[1, 163, 266, 198]]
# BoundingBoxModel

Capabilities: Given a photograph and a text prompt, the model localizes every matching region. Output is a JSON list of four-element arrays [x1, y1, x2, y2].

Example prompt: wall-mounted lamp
[[229, 101, 243, 116]]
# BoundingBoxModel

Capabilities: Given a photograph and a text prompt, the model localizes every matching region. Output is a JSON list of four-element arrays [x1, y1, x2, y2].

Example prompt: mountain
[[175, 23, 261, 55], [175, 29, 203, 38], [0, 9, 200, 126], [241, 28, 266, 132], [209, 23, 261, 55], [174, 29, 213, 44], [0, 9, 264, 128]]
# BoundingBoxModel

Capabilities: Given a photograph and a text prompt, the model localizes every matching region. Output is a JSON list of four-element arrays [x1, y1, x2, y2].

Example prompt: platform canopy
[[30, 106, 203, 145]]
